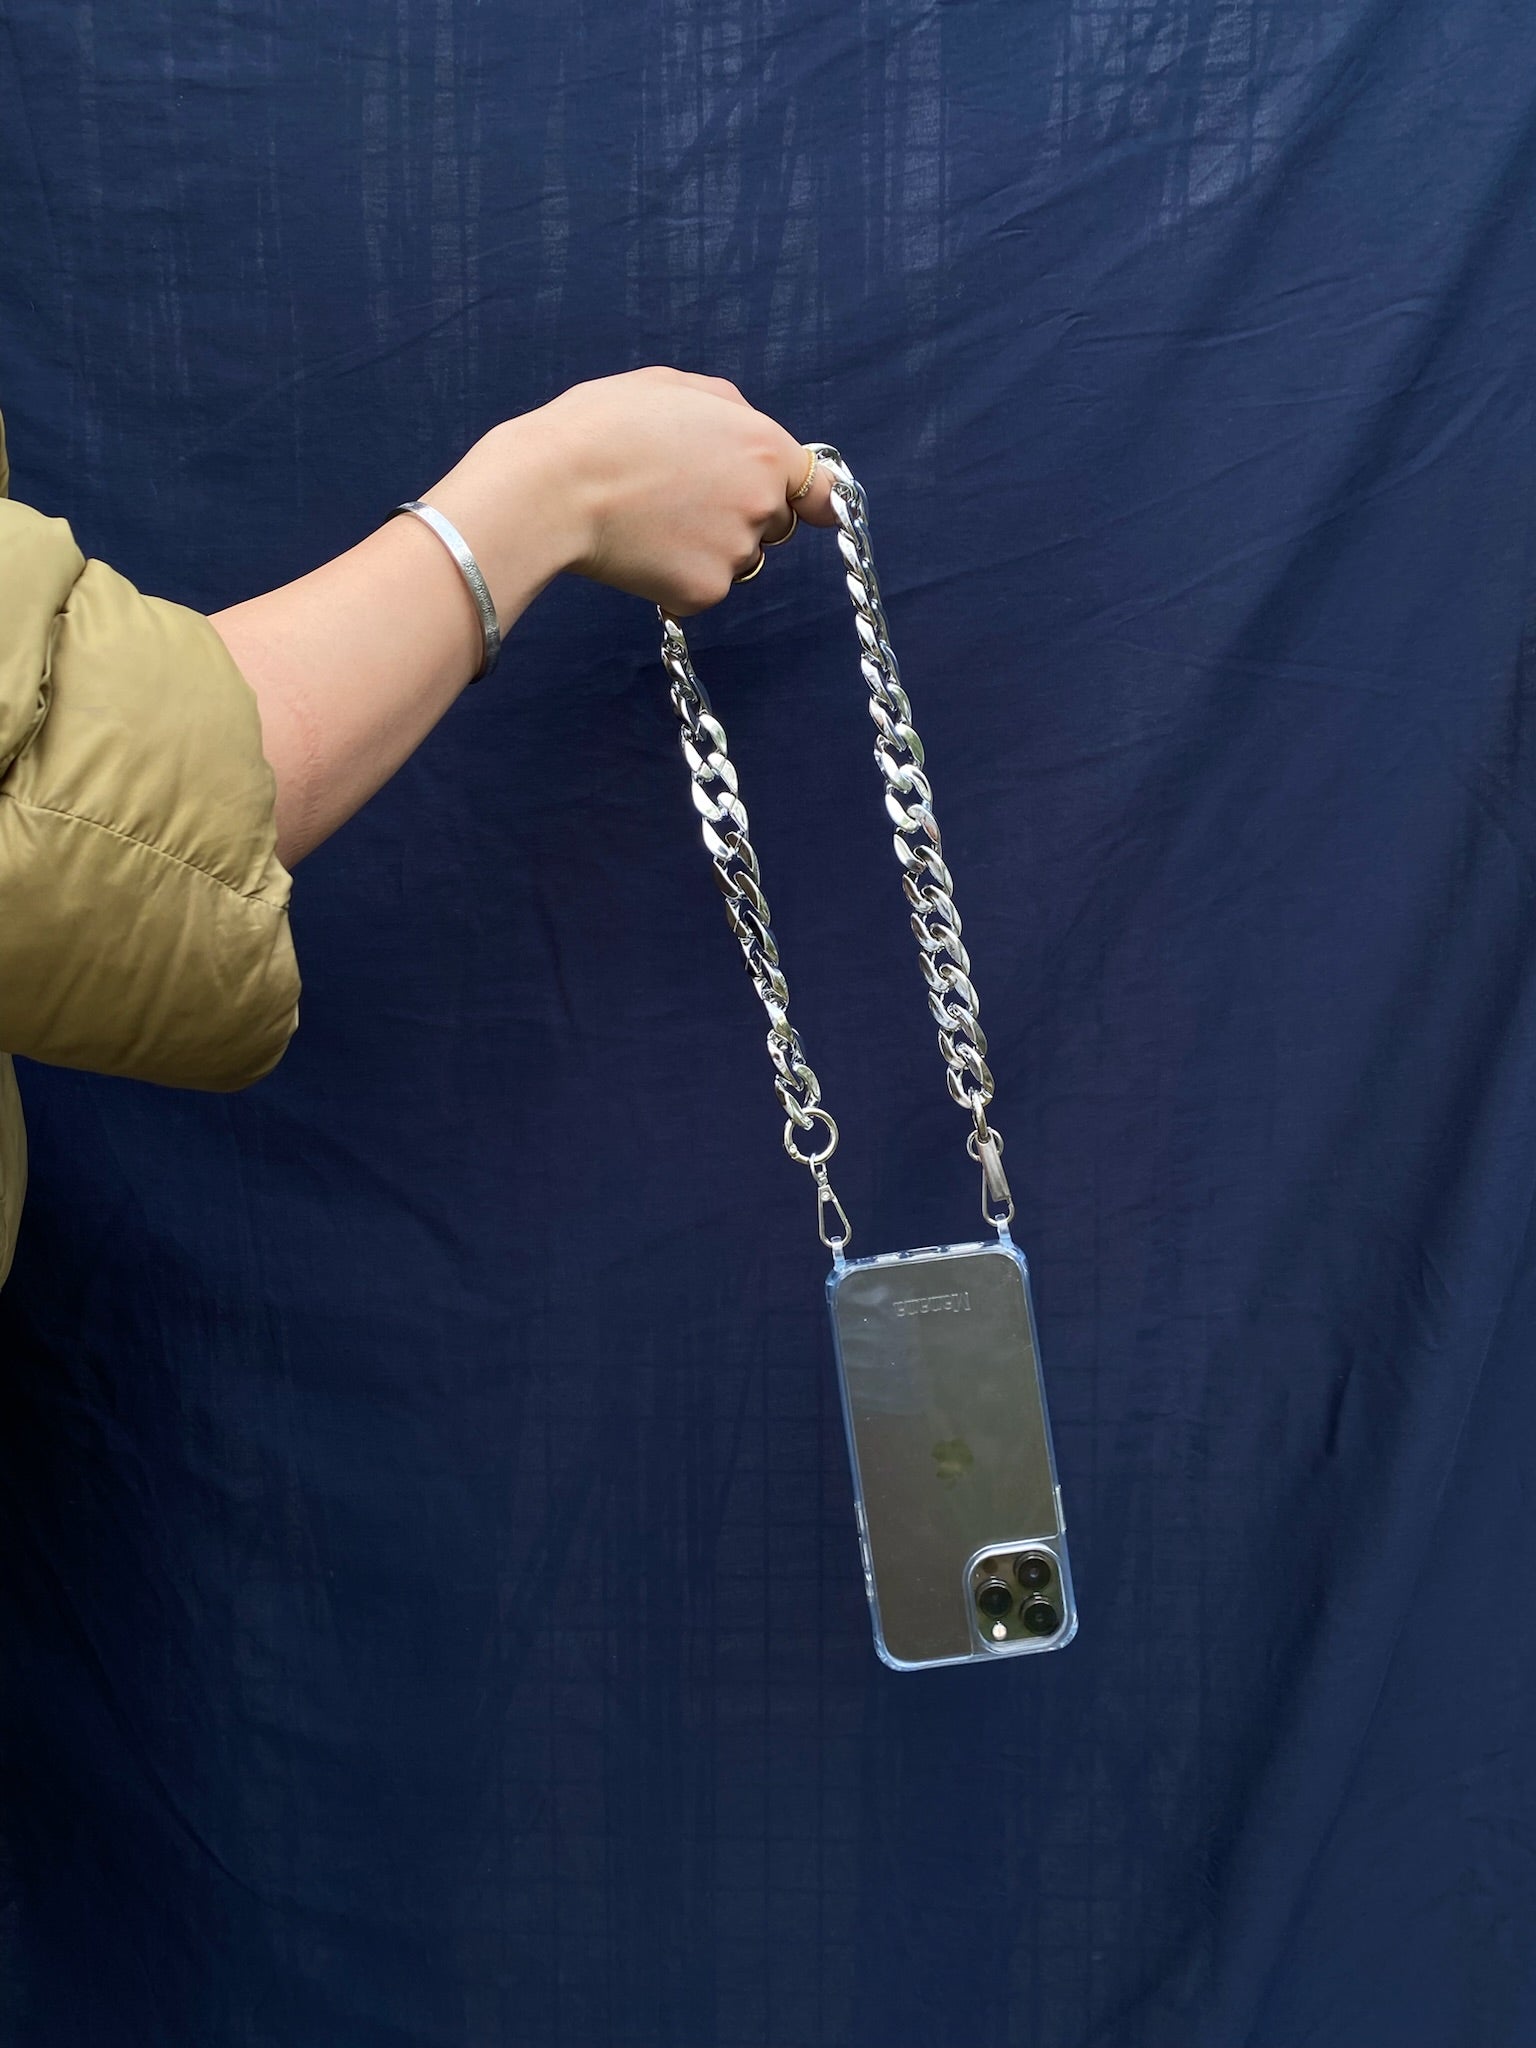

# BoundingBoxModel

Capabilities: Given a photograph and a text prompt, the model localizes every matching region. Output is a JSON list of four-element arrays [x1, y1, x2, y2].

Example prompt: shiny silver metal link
[[661, 444, 1015, 1243], [660, 613, 852, 1250], [808, 448, 999, 1120]]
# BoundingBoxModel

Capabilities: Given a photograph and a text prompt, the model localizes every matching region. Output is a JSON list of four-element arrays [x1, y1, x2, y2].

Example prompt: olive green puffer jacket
[[0, 413, 299, 1287]]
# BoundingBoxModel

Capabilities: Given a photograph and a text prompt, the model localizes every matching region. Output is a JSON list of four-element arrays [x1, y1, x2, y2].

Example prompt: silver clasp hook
[[967, 1106, 1015, 1233], [814, 1167, 851, 1257]]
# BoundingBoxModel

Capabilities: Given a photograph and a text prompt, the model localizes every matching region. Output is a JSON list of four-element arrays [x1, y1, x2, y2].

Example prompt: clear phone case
[[826, 1236, 1076, 1671]]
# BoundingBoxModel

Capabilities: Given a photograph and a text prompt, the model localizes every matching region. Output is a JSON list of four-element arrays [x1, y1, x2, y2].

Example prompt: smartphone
[[826, 1236, 1075, 1671]]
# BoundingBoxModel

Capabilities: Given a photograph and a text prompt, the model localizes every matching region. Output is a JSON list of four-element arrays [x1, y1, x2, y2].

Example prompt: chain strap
[[660, 443, 1015, 1252]]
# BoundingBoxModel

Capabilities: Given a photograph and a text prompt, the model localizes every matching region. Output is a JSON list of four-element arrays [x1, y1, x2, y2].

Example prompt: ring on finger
[[732, 551, 766, 584], [790, 449, 818, 502], [763, 507, 798, 547]]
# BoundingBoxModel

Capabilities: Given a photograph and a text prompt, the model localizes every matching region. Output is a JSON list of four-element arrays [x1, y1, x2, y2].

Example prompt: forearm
[[208, 371, 831, 869], [210, 419, 573, 867]]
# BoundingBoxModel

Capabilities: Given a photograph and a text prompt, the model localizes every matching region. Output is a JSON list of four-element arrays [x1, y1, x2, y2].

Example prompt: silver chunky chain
[[660, 443, 1014, 1252]]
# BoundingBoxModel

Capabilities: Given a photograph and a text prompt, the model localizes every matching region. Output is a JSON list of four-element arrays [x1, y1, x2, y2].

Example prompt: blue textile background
[[3, 4, 1535, 2043]]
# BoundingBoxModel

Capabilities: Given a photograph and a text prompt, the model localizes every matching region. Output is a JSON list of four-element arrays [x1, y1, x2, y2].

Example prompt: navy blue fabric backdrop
[[3, 3, 1535, 2043]]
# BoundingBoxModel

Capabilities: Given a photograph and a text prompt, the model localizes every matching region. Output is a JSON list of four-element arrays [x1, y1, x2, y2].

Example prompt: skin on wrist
[[214, 409, 601, 866], [214, 369, 829, 868], [424, 412, 590, 622]]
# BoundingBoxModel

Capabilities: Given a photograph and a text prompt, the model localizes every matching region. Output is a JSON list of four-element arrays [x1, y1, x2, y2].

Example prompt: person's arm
[[212, 368, 835, 866], [0, 368, 825, 1100], [0, 500, 297, 1092]]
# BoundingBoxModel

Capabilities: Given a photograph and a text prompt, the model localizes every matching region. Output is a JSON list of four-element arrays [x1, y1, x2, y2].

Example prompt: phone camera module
[[1015, 1553, 1053, 1592], [976, 1579, 1013, 1619]]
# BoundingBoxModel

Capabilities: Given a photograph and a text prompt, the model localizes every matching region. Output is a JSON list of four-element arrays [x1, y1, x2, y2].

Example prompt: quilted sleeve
[[0, 496, 299, 1088]]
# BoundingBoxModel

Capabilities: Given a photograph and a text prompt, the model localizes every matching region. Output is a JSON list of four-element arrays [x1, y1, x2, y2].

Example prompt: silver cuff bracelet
[[391, 500, 502, 682]]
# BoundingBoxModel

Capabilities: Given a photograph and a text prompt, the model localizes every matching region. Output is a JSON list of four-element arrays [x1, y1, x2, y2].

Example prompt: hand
[[430, 367, 839, 619], [216, 368, 836, 864]]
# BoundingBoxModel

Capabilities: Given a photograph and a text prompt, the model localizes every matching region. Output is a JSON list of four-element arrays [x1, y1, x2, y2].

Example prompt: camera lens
[[1021, 1599, 1060, 1637], [1015, 1553, 1053, 1592], [976, 1579, 1013, 1619]]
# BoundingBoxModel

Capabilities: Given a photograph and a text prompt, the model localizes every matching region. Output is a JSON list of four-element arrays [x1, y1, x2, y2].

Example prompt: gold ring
[[732, 551, 766, 584], [763, 507, 798, 547], [790, 449, 818, 502]]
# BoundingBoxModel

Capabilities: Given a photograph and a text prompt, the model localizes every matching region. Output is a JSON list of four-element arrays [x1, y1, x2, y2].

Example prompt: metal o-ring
[[783, 1105, 839, 1167]]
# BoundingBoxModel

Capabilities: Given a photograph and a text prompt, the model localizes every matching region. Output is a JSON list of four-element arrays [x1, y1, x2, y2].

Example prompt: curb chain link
[[660, 444, 1015, 1249]]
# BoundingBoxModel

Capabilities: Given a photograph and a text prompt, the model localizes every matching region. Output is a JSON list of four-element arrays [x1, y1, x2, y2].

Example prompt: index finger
[[784, 443, 839, 529]]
